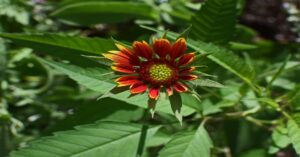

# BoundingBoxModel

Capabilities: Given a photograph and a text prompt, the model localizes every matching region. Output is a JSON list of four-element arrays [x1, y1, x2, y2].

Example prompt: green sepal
[[169, 91, 183, 125], [148, 98, 157, 118]]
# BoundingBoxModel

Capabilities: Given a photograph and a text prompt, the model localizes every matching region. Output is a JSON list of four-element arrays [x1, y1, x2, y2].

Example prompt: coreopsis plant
[[103, 36, 200, 118]]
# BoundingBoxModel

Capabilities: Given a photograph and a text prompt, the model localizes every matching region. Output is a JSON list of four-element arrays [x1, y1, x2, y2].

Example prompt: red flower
[[103, 37, 197, 100]]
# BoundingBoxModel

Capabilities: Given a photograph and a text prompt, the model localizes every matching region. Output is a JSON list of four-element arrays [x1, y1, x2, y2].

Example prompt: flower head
[[103, 37, 197, 100]]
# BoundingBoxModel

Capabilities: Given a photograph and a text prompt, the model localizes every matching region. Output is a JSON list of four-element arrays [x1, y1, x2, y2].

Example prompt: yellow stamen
[[149, 64, 172, 81]]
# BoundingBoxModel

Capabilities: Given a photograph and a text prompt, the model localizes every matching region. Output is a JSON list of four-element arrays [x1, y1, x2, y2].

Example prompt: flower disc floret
[[149, 64, 173, 82]]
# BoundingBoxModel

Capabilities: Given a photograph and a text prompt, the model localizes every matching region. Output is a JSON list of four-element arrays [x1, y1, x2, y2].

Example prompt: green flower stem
[[136, 109, 149, 157]]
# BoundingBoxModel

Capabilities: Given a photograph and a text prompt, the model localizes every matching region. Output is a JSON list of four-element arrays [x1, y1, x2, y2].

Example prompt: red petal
[[108, 50, 130, 59], [153, 38, 171, 58], [133, 41, 153, 59], [115, 44, 140, 65], [111, 65, 135, 74], [103, 53, 130, 65], [130, 82, 148, 94], [115, 76, 139, 87], [178, 53, 195, 66], [180, 67, 196, 74], [170, 38, 187, 60], [115, 44, 133, 56], [149, 87, 160, 100], [166, 86, 173, 96], [180, 74, 198, 80], [173, 82, 188, 92]]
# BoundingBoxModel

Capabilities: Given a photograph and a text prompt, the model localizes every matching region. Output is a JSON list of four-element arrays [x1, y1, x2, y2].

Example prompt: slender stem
[[136, 124, 149, 157], [136, 109, 149, 157]]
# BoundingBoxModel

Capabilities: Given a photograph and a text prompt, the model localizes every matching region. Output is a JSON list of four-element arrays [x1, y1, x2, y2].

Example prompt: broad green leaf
[[51, 2, 160, 25], [46, 98, 143, 133], [158, 124, 213, 157], [140, 25, 257, 91], [0, 33, 115, 56], [201, 99, 222, 115], [287, 114, 300, 155], [10, 121, 159, 157], [181, 92, 202, 112], [40, 58, 196, 116], [147, 131, 171, 147], [271, 125, 290, 149], [190, 0, 238, 44]]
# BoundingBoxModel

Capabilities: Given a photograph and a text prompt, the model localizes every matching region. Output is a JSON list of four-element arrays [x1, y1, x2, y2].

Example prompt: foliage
[[0, 0, 300, 157]]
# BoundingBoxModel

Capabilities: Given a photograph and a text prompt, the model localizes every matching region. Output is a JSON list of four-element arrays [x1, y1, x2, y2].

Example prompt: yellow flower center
[[149, 64, 173, 81]]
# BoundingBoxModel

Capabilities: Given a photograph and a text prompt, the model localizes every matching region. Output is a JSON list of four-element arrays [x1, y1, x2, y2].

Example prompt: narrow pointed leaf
[[51, 2, 160, 25], [0, 33, 115, 56]]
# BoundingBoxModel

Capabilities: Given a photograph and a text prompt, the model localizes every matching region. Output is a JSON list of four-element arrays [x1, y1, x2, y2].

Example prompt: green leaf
[[229, 42, 258, 50], [255, 97, 279, 109], [190, 0, 238, 44], [140, 25, 257, 91], [0, 0, 29, 25], [169, 92, 183, 124], [267, 55, 291, 89], [46, 98, 143, 133], [191, 79, 224, 88], [201, 99, 222, 115], [10, 121, 160, 157], [51, 2, 160, 25], [271, 125, 290, 149], [287, 114, 300, 155], [158, 124, 213, 157], [0, 33, 115, 56], [40, 58, 195, 116], [190, 40, 256, 90], [181, 92, 202, 112]]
